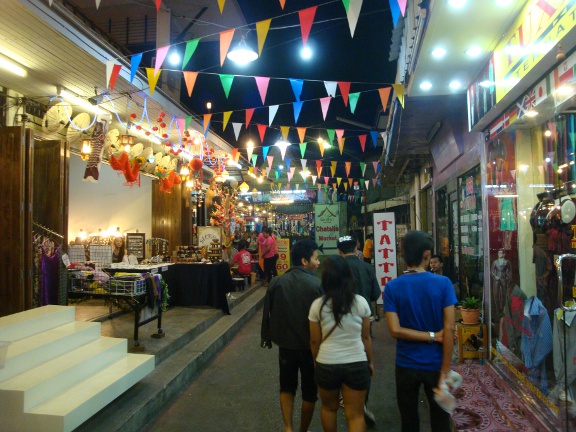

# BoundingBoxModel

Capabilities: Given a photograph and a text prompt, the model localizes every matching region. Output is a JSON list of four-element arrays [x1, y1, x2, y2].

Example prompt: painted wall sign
[[197, 226, 222, 248], [373, 212, 398, 301], [315, 204, 340, 253]]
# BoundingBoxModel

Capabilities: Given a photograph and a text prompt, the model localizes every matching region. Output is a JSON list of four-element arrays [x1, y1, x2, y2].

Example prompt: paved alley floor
[[143, 306, 434, 432]]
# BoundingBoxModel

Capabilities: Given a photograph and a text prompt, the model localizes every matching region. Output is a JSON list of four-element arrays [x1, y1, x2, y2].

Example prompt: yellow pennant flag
[[217, 0, 226, 13], [256, 19, 272, 56], [146, 68, 162, 95], [343, 182, 348, 191], [222, 111, 232, 131], [330, 161, 337, 177], [319, 143, 325, 157], [280, 125, 290, 140], [337, 177, 342, 186], [392, 84, 405, 108]]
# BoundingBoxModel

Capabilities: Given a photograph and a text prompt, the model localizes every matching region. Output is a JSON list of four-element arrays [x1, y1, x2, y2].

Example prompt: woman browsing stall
[[309, 255, 373, 432], [111, 236, 129, 263]]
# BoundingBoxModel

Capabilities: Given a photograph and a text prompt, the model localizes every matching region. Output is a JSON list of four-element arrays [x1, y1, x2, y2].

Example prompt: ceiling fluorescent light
[[466, 46, 482, 57], [448, 0, 467, 8], [0, 55, 27, 77], [431, 48, 446, 59]]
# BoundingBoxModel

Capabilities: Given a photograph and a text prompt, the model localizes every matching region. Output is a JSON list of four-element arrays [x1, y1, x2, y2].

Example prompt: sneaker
[[364, 405, 376, 427]]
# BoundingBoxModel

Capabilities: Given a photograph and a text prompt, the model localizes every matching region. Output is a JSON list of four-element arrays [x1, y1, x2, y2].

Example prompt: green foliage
[[160, 279, 170, 312], [460, 296, 482, 310]]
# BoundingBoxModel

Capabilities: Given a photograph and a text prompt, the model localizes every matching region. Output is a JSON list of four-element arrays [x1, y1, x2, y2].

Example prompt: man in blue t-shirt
[[384, 231, 457, 432]]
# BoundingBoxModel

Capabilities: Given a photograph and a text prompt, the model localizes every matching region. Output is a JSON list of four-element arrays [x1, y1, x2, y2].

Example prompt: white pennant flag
[[95, 0, 101, 8], [232, 123, 242, 140], [361, 164, 366, 176], [106, 60, 115, 89], [48, 0, 53, 5], [301, 159, 307, 169], [346, 0, 364, 37], [324, 81, 337, 97], [269, 105, 279, 126], [365, 181, 370, 190], [311, 175, 317, 185]]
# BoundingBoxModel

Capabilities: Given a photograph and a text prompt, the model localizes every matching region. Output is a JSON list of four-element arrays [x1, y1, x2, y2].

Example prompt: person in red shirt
[[231, 240, 253, 278], [262, 229, 277, 287]]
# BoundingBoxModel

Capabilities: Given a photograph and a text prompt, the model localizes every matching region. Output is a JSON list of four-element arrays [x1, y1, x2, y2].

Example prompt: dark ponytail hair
[[320, 255, 355, 327]]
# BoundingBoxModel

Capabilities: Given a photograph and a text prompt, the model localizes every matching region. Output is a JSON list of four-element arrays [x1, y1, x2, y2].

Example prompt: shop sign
[[373, 212, 398, 296], [276, 238, 291, 275], [315, 204, 340, 253], [197, 226, 221, 248], [494, 0, 576, 103]]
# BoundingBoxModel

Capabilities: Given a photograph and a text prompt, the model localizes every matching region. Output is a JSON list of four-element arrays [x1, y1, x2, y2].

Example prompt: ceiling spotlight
[[206, 101, 212, 110], [466, 46, 482, 57], [227, 37, 258, 65], [431, 48, 446, 59], [0, 55, 27, 77], [449, 81, 461, 89], [301, 46, 313, 59], [448, 0, 467, 8], [544, 130, 552, 137], [420, 81, 432, 90], [525, 110, 538, 117], [557, 85, 573, 96], [169, 52, 181, 65]]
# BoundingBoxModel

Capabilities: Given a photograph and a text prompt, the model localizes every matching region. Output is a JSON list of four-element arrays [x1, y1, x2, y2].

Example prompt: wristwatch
[[428, 331, 435, 344]]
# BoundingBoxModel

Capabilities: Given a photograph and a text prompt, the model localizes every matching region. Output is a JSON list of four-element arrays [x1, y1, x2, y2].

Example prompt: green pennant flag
[[341, 0, 350, 12], [359, 162, 366, 176], [185, 115, 192, 131], [299, 142, 307, 158], [360, 178, 365, 188], [275, 171, 279, 180], [251, 154, 258, 166], [326, 129, 335, 144], [182, 38, 200, 70], [219, 74, 235, 98], [349, 92, 360, 114]]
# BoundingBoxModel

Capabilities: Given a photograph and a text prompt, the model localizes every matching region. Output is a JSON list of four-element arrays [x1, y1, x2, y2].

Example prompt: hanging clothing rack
[[33, 221, 64, 240]]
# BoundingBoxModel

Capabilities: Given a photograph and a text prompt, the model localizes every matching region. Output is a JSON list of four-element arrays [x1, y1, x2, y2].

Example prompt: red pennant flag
[[378, 87, 392, 111], [372, 161, 379, 174], [372, 178, 377, 187], [155, 0, 162, 11], [298, 6, 318, 46], [324, 177, 330, 185], [338, 82, 351, 106], [232, 148, 238, 162], [257, 124, 267, 142], [245, 108, 255, 129], [183, 71, 198, 97], [358, 134, 367, 152], [109, 64, 122, 92], [316, 160, 323, 176]]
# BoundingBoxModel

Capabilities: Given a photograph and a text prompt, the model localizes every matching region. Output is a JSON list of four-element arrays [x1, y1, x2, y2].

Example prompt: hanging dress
[[40, 245, 60, 306], [499, 197, 517, 231]]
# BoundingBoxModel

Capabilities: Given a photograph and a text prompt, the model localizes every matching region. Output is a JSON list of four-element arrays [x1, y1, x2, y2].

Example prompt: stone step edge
[[73, 286, 267, 432]]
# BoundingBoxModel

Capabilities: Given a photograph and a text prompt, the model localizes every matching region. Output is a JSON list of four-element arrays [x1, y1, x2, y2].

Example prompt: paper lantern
[[190, 157, 203, 172]]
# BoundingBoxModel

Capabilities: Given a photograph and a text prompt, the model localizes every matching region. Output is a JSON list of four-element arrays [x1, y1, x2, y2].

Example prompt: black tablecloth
[[164, 263, 232, 314]]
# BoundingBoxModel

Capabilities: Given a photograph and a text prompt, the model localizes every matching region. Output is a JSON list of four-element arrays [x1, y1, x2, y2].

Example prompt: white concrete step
[[0, 321, 101, 383], [0, 337, 128, 411], [0, 306, 75, 342], [21, 354, 155, 432]]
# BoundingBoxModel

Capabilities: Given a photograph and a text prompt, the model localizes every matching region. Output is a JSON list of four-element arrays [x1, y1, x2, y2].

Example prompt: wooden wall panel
[[0, 126, 26, 316], [152, 181, 182, 255]]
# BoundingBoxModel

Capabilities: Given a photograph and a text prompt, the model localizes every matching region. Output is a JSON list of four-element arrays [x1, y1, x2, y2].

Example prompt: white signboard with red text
[[373, 212, 398, 303]]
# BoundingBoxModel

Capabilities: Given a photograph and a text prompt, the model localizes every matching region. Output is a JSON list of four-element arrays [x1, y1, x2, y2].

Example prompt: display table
[[163, 262, 233, 314]]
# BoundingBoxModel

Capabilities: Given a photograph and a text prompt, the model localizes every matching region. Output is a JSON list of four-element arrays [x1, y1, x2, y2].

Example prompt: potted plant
[[460, 296, 482, 325]]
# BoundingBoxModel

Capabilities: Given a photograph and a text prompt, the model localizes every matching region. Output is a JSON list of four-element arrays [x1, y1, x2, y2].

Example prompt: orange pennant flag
[[333, 182, 338, 190], [203, 114, 212, 135], [279, 0, 286, 9], [338, 82, 351, 106], [280, 126, 290, 140], [245, 108, 255, 129], [296, 127, 307, 144], [392, 83, 405, 107], [183, 71, 198, 97], [348, 178, 354, 187], [378, 87, 392, 111], [217, 0, 226, 13], [256, 19, 272, 56], [220, 29, 235, 66], [222, 111, 232, 131], [338, 137, 345, 155], [146, 68, 162, 95], [319, 142, 325, 157], [345, 161, 352, 177]]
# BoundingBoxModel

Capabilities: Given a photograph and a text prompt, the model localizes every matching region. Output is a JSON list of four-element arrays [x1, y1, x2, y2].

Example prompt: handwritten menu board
[[126, 233, 146, 261]]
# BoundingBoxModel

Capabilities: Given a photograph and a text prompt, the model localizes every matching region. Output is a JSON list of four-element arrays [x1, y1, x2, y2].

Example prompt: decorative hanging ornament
[[190, 157, 204, 172]]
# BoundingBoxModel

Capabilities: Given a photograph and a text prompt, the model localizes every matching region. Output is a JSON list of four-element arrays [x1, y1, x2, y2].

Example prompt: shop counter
[[163, 262, 232, 314]]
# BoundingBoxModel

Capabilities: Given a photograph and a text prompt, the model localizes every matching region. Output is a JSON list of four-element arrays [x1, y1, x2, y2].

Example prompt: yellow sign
[[276, 238, 291, 275], [494, 0, 576, 102]]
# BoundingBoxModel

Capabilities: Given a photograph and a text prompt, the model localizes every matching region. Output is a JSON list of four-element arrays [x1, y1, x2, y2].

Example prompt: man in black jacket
[[337, 235, 381, 427], [261, 240, 322, 432]]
